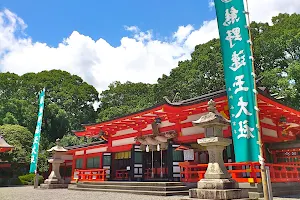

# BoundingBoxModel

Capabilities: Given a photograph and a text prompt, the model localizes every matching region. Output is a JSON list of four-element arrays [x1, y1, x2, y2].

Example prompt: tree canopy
[[96, 13, 300, 123], [1, 13, 300, 175], [97, 81, 155, 122], [0, 70, 99, 143], [0, 125, 33, 164]]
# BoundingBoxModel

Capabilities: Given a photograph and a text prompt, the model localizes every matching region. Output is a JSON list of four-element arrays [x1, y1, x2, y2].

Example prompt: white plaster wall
[[61, 155, 73, 160], [142, 124, 152, 131], [73, 171, 79, 179], [181, 126, 204, 136], [113, 128, 137, 137], [173, 166, 180, 173], [142, 120, 176, 131], [112, 137, 135, 147], [262, 127, 278, 137], [86, 147, 108, 154], [75, 150, 84, 156], [160, 120, 176, 128], [261, 117, 276, 126], [181, 113, 205, 123]]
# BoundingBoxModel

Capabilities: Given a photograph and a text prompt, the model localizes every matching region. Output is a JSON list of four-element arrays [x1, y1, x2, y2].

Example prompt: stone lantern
[[40, 138, 68, 189], [189, 99, 242, 200]]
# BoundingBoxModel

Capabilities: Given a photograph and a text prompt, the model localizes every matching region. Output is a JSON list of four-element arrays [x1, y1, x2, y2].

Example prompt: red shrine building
[[61, 89, 300, 186]]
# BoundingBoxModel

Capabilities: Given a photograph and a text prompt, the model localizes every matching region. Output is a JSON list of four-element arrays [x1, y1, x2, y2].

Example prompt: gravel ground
[[0, 186, 300, 200]]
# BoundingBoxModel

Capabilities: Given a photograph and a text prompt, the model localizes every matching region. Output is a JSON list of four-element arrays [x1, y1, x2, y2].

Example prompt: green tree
[[59, 134, 86, 147], [0, 125, 33, 164], [0, 70, 99, 142], [2, 112, 18, 125], [97, 81, 154, 122], [154, 13, 300, 109], [153, 38, 224, 102]]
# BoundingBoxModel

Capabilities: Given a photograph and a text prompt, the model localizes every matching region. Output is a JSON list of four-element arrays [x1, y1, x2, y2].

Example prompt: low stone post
[[188, 99, 242, 200], [40, 139, 68, 189]]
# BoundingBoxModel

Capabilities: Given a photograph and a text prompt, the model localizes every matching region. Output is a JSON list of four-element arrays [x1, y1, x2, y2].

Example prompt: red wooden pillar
[[83, 150, 87, 169], [100, 152, 103, 168], [259, 125, 267, 159], [71, 153, 76, 180], [108, 134, 112, 151]]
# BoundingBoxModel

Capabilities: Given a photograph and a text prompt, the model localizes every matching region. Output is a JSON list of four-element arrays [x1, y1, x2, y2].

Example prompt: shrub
[[18, 174, 44, 185]]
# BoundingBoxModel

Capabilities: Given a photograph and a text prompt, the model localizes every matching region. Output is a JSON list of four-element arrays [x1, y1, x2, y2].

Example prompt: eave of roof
[[65, 140, 107, 150], [80, 87, 299, 129]]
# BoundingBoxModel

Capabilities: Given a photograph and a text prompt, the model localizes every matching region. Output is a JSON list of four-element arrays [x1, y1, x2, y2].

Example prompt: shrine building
[[60, 88, 300, 188]]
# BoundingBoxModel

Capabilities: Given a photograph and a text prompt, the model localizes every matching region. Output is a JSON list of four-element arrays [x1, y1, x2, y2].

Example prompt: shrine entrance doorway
[[143, 147, 169, 180]]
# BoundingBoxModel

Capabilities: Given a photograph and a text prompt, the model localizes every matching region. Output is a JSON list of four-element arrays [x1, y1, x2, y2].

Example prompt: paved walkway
[[0, 186, 299, 200]]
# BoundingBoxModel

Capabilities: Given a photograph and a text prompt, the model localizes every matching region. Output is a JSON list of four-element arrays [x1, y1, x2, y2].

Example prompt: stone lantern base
[[40, 166, 68, 189], [40, 183, 68, 189], [189, 188, 242, 200], [188, 137, 242, 199], [40, 146, 68, 189]]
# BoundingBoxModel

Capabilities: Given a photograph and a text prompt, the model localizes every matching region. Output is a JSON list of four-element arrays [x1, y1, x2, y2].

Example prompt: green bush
[[18, 174, 44, 185]]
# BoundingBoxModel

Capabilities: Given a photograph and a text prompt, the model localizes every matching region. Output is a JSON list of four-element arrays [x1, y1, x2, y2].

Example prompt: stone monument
[[40, 138, 68, 189], [189, 99, 242, 199]]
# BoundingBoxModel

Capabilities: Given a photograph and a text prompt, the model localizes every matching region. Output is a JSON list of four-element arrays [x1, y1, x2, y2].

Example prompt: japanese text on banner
[[214, 0, 259, 162]]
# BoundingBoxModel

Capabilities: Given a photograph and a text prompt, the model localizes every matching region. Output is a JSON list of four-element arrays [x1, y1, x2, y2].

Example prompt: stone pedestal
[[44, 158, 64, 184], [189, 137, 242, 199], [40, 139, 68, 189]]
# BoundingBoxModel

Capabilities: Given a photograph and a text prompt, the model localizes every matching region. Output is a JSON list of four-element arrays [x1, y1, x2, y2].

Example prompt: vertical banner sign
[[29, 88, 45, 173], [214, 0, 259, 162]]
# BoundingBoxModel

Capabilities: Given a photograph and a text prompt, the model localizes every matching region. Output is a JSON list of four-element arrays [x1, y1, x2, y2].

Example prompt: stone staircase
[[68, 181, 189, 196]]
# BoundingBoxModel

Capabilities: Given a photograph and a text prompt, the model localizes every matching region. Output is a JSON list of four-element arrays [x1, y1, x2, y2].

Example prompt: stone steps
[[78, 181, 184, 186], [181, 198, 250, 200], [68, 181, 189, 196], [249, 189, 300, 199], [76, 183, 187, 191], [68, 184, 189, 196]]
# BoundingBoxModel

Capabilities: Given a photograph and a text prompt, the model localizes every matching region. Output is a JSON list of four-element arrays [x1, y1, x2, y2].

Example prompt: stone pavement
[[0, 186, 299, 200]]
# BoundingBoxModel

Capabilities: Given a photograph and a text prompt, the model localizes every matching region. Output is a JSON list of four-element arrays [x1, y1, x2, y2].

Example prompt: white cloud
[[173, 25, 194, 44], [184, 20, 218, 50], [124, 25, 139, 33], [1, 1, 300, 92], [245, 0, 300, 24], [208, 0, 215, 9]]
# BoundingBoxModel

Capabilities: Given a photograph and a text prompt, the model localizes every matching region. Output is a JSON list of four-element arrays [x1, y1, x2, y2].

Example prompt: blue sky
[[1, 0, 215, 47], [0, 0, 298, 91]]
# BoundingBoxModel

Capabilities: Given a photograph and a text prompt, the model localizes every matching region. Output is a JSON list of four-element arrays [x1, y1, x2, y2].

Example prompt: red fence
[[144, 167, 168, 179], [76, 169, 106, 181], [179, 162, 300, 183], [115, 169, 129, 180]]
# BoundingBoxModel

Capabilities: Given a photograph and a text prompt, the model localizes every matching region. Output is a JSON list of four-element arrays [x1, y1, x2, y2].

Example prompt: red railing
[[144, 167, 168, 179], [268, 163, 300, 182], [179, 162, 300, 183], [76, 169, 106, 181], [115, 169, 129, 180]]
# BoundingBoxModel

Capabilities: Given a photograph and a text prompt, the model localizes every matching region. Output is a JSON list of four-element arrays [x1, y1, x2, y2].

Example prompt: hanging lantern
[[146, 145, 150, 152], [157, 144, 160, 151]]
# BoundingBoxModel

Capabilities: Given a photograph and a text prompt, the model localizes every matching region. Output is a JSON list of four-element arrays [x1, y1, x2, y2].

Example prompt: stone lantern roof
[[192, 99, 230, 128], [47, 139, 67, 153]]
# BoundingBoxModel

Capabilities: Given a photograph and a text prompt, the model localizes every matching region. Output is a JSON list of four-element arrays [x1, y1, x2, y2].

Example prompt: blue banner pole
[[29, 88, 46, 173]]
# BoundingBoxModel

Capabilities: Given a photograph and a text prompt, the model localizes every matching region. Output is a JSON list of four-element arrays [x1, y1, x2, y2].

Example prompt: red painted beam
[[175, 133, 205, 143]]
